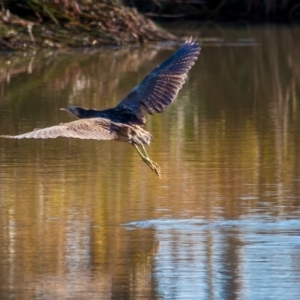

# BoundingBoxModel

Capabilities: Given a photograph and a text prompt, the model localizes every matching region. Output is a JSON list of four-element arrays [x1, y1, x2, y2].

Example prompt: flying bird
[[1, 38, 200, 177]]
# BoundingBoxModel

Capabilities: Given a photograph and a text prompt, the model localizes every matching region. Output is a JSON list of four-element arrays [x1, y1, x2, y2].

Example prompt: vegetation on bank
[[0, 0, 299, 51], [0, 0, 175, 50]]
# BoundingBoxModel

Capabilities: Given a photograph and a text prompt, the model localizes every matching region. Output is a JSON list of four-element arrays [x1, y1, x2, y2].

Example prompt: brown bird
[[1, 38, 200, 177]]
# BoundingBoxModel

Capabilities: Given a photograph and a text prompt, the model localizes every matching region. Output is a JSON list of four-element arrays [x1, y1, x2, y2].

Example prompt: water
[[1, 24, 300, 299]]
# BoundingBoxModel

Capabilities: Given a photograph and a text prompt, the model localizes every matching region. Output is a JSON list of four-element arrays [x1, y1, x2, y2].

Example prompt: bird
[[1, 38, 201, 178]]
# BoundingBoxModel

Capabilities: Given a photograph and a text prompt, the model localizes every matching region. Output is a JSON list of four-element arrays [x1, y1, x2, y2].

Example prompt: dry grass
[[0, 0, 176, 50]]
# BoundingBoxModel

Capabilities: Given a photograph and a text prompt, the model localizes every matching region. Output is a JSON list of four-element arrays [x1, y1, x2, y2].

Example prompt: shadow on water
[[0, 24, 300, 299]]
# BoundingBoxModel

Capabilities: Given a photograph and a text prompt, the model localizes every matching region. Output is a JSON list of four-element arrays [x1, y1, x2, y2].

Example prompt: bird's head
[[60, 106, 88, 119]]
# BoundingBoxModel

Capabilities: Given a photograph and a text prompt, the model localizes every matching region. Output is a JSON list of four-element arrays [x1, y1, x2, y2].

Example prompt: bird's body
[[1, 38, 201, 177], [62, 106, 146, 125]]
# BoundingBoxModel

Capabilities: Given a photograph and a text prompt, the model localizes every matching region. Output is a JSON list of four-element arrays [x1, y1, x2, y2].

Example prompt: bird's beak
[[60, 108, 66, 111]]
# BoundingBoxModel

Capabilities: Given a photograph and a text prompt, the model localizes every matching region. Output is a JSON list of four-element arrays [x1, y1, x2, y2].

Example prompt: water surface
[[1, 24, 300, 299]]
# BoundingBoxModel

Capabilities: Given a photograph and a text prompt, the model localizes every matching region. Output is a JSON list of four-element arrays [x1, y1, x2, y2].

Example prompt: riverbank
[[1, 0, 299, 52], [0, 0, 176, 51]]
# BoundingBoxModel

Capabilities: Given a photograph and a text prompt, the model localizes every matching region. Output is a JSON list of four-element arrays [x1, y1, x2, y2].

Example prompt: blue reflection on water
[[124, 219, 300, 300]]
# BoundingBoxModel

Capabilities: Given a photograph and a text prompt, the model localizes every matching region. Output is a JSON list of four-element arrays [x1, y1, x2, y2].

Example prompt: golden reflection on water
[[1, 25, 300, 299]]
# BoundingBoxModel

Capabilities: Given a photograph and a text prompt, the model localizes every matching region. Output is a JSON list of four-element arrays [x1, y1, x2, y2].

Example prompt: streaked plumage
[[1, 118, 152, 145], [1, 38, 201, 177]]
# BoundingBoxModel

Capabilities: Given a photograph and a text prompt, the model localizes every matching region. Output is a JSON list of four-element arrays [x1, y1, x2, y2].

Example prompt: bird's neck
[[83, 108, 110, 118]]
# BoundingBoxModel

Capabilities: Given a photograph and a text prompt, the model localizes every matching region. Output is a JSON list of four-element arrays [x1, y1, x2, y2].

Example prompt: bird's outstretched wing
[[116, 38, 200, 116], [0, 118, 118, 140]]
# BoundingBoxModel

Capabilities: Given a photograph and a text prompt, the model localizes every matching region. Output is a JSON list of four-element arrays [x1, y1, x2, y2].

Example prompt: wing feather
[[117, 39, 200, 116], [0, 118, 119, 140]]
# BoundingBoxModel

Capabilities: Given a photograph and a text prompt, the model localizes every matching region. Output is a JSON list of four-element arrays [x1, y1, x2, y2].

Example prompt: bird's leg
[[140, 144, 150, 158], [141, 144, 161, 173], [133, 144, 161, 178]]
